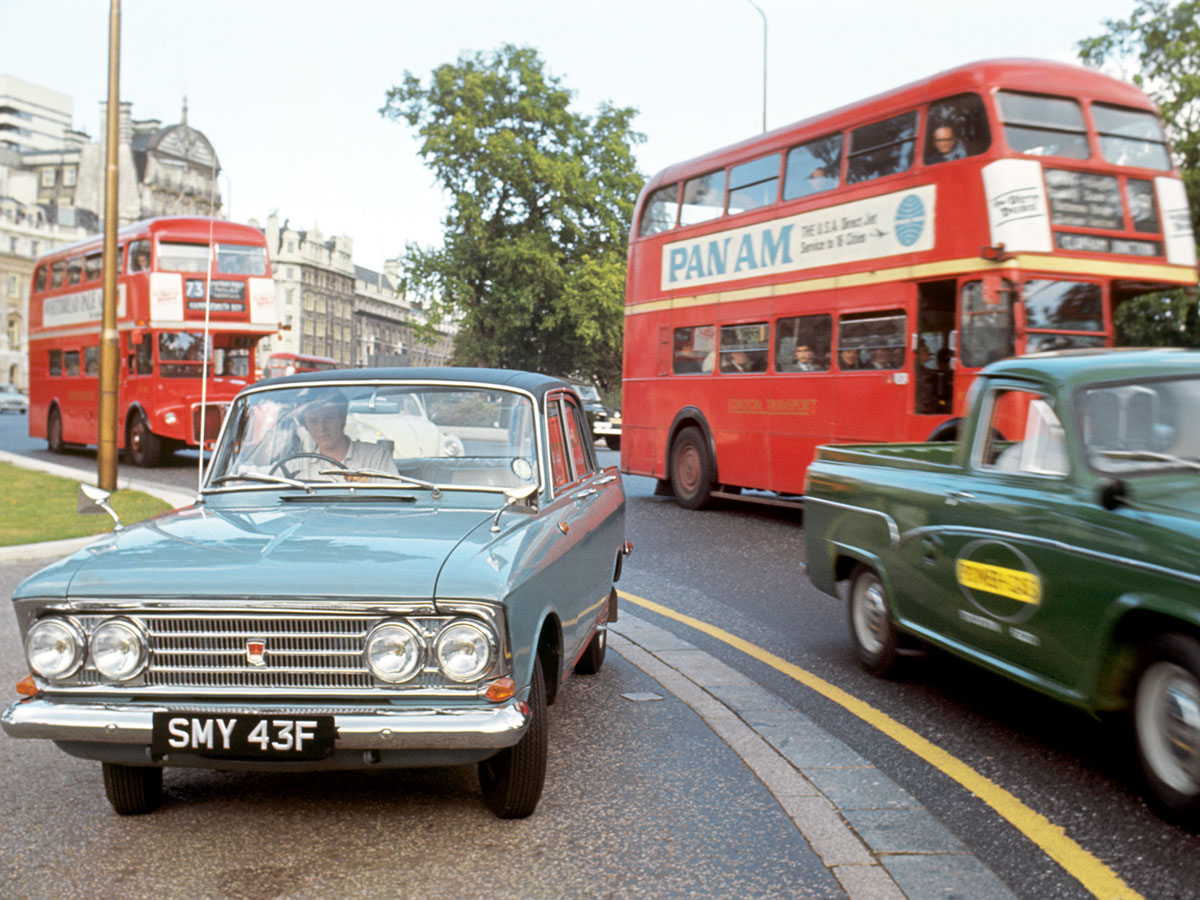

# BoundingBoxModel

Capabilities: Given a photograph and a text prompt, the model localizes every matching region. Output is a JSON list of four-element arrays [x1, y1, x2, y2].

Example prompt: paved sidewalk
[[610, 612, 1017, 900], [0, 449, 195, 563]]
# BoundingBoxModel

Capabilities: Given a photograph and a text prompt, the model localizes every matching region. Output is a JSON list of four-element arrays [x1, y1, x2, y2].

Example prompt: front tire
[[127, 411, 161, 467], [604, 435, 620, 451], [47, 406, 63, 453], [670, 426, 715, 510], [102, 763, 162, 815], [848, 565, 900, 677], [479, 656, 548, 818], [1134, 634, 1200, 820]]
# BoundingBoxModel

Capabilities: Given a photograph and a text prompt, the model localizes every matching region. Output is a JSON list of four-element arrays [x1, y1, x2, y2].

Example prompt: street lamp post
[[747, 0, 767, 133]]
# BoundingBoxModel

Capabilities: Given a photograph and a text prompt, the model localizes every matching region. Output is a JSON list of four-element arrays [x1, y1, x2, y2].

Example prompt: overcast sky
[[2, 0, 1139, 270]]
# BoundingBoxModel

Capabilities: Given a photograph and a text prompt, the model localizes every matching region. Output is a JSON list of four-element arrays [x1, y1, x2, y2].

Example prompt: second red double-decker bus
[[27, 217, 278, 466], [621, 58, 1198, 508]]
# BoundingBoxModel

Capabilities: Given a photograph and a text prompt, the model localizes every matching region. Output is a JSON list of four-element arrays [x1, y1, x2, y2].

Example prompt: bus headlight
[[365, 622, 424, 683], [435, 620, 495, 682], [26, 618, 85, 680], [164, 412, 178, 425], [90, 618, 147, 681]]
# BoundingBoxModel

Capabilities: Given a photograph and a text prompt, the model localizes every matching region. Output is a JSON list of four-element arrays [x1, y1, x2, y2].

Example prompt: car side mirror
[[491, 483, 539, 533], [1097, 477, 1127, 511], [77, 483, 123, 531]]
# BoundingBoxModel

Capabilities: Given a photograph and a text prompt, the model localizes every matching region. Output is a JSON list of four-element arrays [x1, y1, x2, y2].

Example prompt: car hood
[[19, 499, 496, 601]]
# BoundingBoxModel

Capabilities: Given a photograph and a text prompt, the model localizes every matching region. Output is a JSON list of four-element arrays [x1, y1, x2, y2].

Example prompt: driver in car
[[290, 389, 398, 481]]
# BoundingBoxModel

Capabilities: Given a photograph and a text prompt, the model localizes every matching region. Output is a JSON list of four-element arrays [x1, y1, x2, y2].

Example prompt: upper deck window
[[66, 257, 83, 285], [996, 91, 1088, 159], [34, 266, 46, 292], [924, 93, 990, 164], [50, 260, 66, 288], [84, 252, 102, 282], [1092, 104, 1170, 171], [639, 184, 679, 237], [679, 171, 725, 227], [847, 112, 918, 184], [727, 154, 780, 215], [158, 242, 211, 273], [783, 134, 842, 200], [217, 243, 268, 276], [128, 240, 151, 273]]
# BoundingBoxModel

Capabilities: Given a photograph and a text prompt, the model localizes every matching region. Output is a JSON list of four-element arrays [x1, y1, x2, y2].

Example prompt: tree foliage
[[381, 45, 643, 390], [1078, 0, 1200, 346]]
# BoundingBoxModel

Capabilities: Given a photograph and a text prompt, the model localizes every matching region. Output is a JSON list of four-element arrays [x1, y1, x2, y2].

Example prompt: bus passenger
[[928, 124, 966, 163], [839, 347, 861, 370]]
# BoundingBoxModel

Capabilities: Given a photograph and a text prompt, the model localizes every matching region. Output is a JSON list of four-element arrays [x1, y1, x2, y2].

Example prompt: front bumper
[[2, 696, 529, 751], [592, 420, 621, 437]]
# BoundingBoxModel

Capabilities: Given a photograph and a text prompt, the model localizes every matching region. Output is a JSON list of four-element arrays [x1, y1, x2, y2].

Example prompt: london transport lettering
[[661, 185, 936, 291], [728, 398, 818, 415]]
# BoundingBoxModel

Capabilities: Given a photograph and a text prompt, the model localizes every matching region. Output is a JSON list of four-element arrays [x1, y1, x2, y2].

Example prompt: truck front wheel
[[1134, 634, 1200, 821], [848, 564, 900, 677]]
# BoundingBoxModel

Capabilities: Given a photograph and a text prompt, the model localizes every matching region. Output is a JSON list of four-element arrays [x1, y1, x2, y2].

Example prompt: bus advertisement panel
[[28, 217, 278, 466], [621, 58, 1198, 509]]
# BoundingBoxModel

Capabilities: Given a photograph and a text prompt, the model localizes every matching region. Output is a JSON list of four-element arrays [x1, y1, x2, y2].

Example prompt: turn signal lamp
[[485, 677, 515, 703], [16, 675, 37, 696]]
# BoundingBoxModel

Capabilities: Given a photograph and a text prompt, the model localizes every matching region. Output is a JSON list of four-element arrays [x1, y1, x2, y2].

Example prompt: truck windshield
[[1078, 377, 1200, 474]]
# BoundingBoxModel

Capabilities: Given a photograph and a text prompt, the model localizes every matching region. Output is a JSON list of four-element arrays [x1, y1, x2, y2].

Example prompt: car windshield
[[206, 382, 538, 492], [1078, 376, 1200, 474]]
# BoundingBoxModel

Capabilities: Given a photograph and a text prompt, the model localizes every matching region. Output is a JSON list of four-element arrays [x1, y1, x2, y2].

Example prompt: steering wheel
[[269, 452, 348, 479]]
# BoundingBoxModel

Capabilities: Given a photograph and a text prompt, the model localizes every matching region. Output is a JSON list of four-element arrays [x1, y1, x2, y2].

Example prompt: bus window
[[34, 266, 46, 291], [924, 93, 990, 164], [159, 331, 208, 377], [640, 184, 679, 237], [727, 153, 780, 215], [84, 252, 102, 282], [719, 323, 768, 373], [158, 242, 210, 272], [680, 171, 725, 227], [960, 279, 1015, 368], [673, 325, 714, 374], [83, 346, 99, 376], [129, 240, 151, 272], [838, 312, 906, 370], [66, 257, 83, 285], [847, 112, 918, 184], [217, 244, 269, 276], [775, 314, 832, 372], [1023, 280, 1103, 331], [996, 91, 1088, 159], [51, 260, 66, 288], [783, 134, 842, 200], [135, 333, 153, 375], [1093, 104, 1170, 170], [1127, 179, 1160, 233], [64, 350, 80, 376], [49, 350, 62, 376]]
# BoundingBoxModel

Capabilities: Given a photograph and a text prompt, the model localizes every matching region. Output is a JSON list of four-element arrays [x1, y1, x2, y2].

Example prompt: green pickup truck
[[804, 348, 1200, 820]]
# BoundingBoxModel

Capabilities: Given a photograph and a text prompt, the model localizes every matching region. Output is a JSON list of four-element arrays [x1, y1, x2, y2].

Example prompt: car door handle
[[574, 488, 598, 500], [944, 490, 975, 506], [594, 475, 617, 486]]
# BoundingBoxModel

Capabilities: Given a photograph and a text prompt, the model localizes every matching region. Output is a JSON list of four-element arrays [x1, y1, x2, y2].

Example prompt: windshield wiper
[[211, 472, 312, 491], [1097, 450, 1200, 471], [319, 469, 443, 496]]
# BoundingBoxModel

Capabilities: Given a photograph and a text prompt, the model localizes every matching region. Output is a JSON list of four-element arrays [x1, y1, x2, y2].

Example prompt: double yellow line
[[619, 589, 1141, 900]]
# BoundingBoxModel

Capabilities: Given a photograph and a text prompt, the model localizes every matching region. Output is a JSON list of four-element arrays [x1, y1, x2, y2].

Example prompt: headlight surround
[[365, 621, 424, 683], [26, 618, 85, 680], [89, 618, 147, 682], [435, 620, 495, 682], [441, 433, 464, 457]]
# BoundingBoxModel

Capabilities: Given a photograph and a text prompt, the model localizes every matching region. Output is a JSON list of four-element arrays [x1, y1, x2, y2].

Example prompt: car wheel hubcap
[[853, 578, 887, 655], [1138, 661, 1200, 793]]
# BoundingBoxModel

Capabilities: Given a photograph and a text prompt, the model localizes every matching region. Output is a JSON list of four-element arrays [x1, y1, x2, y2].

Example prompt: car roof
[[253, 366, 574, 400], [981, 348, 1200, 390]]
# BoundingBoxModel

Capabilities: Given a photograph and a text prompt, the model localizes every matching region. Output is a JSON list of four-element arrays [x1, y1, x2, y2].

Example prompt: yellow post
[[97, 0, 121, 491]]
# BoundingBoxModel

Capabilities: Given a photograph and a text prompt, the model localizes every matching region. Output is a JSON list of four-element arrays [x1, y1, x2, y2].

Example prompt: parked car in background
[[567, 379, 621, 450], [2, 367, 630, 819], [804, 349, 1200, 821], [0, 383, 27, 414]]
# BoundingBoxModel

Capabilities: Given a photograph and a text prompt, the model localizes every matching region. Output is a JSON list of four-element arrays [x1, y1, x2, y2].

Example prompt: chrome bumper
[[2, 697, 528, 750]]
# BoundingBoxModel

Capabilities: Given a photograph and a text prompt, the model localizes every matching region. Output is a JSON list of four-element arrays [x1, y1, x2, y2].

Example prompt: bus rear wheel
[[127, 412, 162, 468], [670, 426, 715, 510], [47, 407, 63, 453]]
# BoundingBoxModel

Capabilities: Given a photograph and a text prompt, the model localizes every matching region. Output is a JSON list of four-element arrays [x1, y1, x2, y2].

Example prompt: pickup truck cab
[[804, 348, 1200, 820]]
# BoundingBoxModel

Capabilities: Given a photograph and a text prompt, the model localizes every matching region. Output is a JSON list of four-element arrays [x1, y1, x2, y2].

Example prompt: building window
[[40, 168, 56, 188], [63, 166, 77, 187]]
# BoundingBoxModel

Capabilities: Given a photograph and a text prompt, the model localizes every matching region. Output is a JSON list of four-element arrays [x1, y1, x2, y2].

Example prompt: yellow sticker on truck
[[955, 559, 1042, 605]]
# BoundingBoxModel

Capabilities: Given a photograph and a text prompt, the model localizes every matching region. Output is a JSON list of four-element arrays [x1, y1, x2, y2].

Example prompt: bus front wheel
[[670, 426, 715, 510], [127, 412, 162, 467], [47, 407, 63, 453]]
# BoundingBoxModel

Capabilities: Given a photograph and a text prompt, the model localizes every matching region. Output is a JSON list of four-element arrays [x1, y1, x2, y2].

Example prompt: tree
[[381, 45, 644, 391], [1078, 0, 1200, 346]]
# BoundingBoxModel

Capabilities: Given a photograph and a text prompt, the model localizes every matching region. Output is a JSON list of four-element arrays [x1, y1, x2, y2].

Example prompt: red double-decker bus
[[621, 58, 1198, 508], [260, 352, 340, 380], [27, 217, 278, 466]]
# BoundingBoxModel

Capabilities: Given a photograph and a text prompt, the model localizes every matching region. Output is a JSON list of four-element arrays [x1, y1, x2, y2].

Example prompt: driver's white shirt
[[293, 440, 398, 480]]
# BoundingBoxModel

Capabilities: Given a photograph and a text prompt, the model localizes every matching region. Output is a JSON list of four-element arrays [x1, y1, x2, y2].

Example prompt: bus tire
[[127, 411, 162, 468], [670, 426, 715, 510], [47, 406, 63, 453]]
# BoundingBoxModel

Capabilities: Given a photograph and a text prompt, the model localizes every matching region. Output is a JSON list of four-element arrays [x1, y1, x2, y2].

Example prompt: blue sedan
[[2, 368, 630, 818]]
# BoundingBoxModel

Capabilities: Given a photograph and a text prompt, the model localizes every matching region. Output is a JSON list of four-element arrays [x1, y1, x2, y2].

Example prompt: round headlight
[[435, 620, 495, 682], [365, 622, 424, 683], [26, 618, 85, 680], [90, 618, 147, 681], [441, 434, 464, 457]]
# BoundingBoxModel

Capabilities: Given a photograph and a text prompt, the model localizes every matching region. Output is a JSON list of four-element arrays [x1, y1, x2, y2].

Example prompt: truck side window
[[978, 388, 1068, 476]]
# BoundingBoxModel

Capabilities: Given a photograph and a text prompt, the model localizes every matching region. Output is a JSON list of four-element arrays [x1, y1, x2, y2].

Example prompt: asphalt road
[[2, 410, 1199, 898]]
